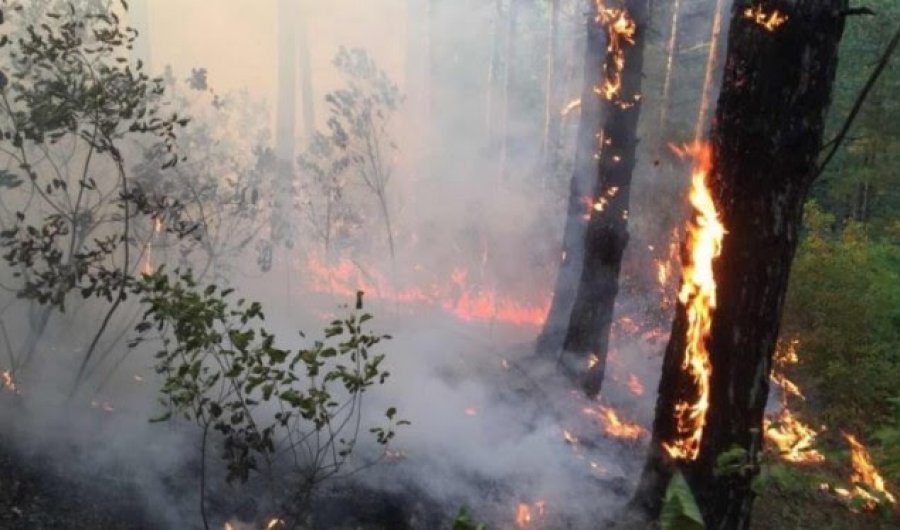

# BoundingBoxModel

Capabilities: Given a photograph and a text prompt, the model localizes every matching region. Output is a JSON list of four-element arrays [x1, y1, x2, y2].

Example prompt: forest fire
[[304, 255, 549, 327], [763, 408, 824, 463], [837, 433, 897, 509], [515, 501, 546, 528], [594, 1, 637, 106], [742, 5, 789, 32], [583, 404, 647, 440], [1, 370, 17, 393], [662, 142, 725, 461], [765, 339, 824, 463]]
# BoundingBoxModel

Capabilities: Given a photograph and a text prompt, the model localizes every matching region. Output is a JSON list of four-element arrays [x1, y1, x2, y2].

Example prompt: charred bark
[[535, 1, 606, 357], [559, 0, 649, 398], [631, 2, 849, 529]]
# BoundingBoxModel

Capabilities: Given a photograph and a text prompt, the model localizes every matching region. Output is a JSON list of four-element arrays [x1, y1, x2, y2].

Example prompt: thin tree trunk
[[560, 0, 650, 399], [658, 0, 681, 131], [541, 0, 562, 175], [498, 0, 521, 184], [297, 0, 315, 142], [536, 0, 605, 356], [630, 3, 849, 528], [276, 0, 297, 183], [485, 0, 504, 140], [693, 0, 727, 143]]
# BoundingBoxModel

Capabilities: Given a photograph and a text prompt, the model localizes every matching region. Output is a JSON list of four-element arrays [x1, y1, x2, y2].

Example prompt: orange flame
[[742, 5, 789, 32], [593, 1, 638, 108], [843, 433, 896, 508], [584, 404, 648, 440], [515, 501, 546, 528], [1, 370, 17, 393], [304, 255, 550, 327], [662, 142, 725, 461], [764, 408, 825, 463]]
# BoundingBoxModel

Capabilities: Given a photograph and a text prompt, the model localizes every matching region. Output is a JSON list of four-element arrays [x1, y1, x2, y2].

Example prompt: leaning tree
[[630, 1, 853, 529]]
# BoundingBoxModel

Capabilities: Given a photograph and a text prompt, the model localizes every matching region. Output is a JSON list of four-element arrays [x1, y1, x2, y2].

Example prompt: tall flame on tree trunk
[[662, 142, 725, 460]]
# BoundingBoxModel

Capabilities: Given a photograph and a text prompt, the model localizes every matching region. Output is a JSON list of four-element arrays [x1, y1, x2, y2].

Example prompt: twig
[[816, 25, 900, 178]]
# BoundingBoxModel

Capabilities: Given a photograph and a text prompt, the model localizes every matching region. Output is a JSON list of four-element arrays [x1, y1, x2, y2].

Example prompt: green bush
[[781, 203, 900, 433]]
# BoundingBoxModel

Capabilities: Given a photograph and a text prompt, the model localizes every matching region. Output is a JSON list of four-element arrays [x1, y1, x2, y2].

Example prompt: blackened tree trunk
[[535, 0, 606, 356], [631, 2, 849, 529], [560, 0, 649, 397]]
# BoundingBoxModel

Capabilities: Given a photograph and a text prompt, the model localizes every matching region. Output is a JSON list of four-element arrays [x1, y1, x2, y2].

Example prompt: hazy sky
[[144, 0, 408, 122]]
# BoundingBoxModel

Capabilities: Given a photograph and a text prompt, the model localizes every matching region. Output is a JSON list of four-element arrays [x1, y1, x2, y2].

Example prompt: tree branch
[[816, 25, 900, 178]]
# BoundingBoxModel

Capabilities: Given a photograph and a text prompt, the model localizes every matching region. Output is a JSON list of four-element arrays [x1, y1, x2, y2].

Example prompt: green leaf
[[661, 471, 706, 530]]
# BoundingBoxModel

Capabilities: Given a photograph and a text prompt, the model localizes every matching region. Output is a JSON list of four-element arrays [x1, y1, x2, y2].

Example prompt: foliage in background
[[298, 47, 402, 259], [781, 203, 900, 435], [814, 0, 899, 235]]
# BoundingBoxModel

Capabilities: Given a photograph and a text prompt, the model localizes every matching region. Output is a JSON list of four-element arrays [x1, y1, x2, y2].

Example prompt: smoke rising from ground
[[0, 0, 732, 528]]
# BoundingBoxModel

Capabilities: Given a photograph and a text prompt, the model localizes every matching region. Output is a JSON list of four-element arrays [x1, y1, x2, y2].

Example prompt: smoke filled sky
[[144, 0, 407, 124]]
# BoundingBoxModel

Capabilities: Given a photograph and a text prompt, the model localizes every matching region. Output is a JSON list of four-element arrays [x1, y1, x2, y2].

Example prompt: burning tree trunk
[[630, 3, 849, 529], [535, 0, 607, 356], [558, 0, 649, 398]]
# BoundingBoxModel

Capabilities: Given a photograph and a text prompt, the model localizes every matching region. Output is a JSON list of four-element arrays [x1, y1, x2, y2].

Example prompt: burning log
[[630, 2, 852, 528]]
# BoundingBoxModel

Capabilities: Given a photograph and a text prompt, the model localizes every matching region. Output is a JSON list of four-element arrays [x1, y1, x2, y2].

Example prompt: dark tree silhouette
[[630, 2, 851, 529]]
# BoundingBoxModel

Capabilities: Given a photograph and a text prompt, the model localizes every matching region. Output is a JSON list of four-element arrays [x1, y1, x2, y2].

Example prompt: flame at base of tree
[[662, 142, 725, 461]]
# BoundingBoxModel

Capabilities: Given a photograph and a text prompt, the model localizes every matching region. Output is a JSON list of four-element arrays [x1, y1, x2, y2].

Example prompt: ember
[[742, 5, 789, 32]]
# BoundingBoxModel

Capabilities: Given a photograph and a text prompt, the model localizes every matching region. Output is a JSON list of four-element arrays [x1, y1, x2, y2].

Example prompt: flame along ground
[[763, 339, 825, 464], [662, 142, 725, 461], [819, 433, 898, 512], [303, 254, 551, 328]]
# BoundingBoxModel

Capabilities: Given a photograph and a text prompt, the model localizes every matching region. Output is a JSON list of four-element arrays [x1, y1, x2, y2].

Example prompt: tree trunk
[[559, 0, 649, 398], [541, 0, 562, 174], [485, 0, 504, 141], [631, 3, 848, 529], [276, 0, 297, 170], [297, 0, 315, 142], [535, 0, 606, 356], [498, 0, 521, 184]]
